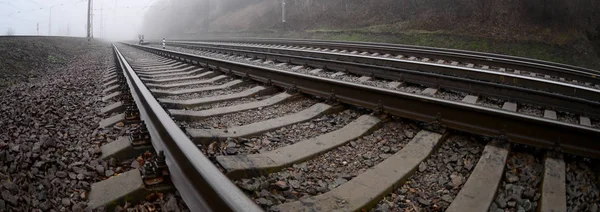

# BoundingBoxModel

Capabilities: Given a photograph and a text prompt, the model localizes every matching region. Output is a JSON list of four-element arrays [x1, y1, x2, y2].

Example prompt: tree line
[[141, 0, 600, 39]]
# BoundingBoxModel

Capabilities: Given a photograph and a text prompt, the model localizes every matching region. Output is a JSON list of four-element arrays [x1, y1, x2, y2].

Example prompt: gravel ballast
[[0, 40, 195, 211], [0, 38, 112, 211], [187, 93, 279, 111], [180, 97, 318, 129], [167, 84, 256, 100], [373, 134, 486, 211], [489, 148, 544, 212], [154, 78, 231, 91], [565, 158, 600, 212], [202, 109, 361, 158], [233, 120, 420, 210], [239, 109, 359, 154], [0, 37, 94, 88]]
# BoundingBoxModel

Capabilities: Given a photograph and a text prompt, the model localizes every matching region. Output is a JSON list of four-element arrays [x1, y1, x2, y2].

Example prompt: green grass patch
[[47, 54, 64, 64], [322, 32, 599, 69]]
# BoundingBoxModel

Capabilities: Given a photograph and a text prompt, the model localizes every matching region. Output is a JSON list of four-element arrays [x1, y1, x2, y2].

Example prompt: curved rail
[[123, 42, 600, 158], [160, 41, 600, 117], [173, 38, 600, 85], [112, 44, 261, 212]]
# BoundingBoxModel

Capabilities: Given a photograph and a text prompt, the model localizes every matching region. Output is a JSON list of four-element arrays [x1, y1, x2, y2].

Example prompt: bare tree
[[5, 27, 14, 35]]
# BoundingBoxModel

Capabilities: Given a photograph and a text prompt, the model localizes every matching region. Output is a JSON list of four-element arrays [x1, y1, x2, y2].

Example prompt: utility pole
[[99, 9, 103, 38], [281, 0, 286, 31], [99, 0, 104, 38], [36, 23, 39, 36], [112, 0, 117, 38], [205, 0, 210, 32], [87, 0, 93, 39]]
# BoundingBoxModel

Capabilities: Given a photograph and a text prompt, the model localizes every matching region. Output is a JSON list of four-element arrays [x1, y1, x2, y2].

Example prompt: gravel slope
[[0, 37, 98, 88], [0, 37, 111, 211]]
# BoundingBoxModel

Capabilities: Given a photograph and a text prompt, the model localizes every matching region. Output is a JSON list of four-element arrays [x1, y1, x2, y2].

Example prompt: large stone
[[96, 165, 105, 175], [273, 181, 289, 190], [450, 174, 464, 188]]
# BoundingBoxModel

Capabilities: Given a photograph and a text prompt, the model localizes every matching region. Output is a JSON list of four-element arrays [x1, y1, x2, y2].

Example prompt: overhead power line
[[0, 1, 24, 10], [0, 0, 85, 16]]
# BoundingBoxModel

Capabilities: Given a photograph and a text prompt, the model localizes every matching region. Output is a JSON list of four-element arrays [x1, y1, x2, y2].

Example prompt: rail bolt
[[124, 106, 140, 123], [141, 151, 171, 187], [130, 122, 151, 147]]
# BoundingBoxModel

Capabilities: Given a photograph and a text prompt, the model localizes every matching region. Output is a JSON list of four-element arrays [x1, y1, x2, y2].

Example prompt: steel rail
[[175, 38, 600, 85], [168, 41, 600, 100], [161, 42, 600, 117], [124, 43, 600, 158], [112, 44, 262, 212]]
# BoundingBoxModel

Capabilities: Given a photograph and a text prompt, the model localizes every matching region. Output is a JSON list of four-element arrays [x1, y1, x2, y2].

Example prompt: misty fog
[[2, 0, 599, 48], [0, 0, 157, 40], [138, 0, 599, 42]]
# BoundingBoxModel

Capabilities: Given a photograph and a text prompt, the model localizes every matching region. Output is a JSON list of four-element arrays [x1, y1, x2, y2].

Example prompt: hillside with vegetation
[[140, 0, 600, 69]]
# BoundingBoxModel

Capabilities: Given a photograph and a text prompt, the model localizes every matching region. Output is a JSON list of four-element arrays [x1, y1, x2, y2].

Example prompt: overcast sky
[[0, 0, 158, 40]]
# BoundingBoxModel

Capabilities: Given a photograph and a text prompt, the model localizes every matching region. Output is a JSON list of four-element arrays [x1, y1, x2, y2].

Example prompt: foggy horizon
[[0, 0, 158, 40]]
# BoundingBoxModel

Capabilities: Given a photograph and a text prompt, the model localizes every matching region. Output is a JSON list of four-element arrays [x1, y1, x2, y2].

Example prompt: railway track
[[160, 40, 600, 118], [145, 41, 600, 150], [169, 38, 600, 86], [93, 42, 600, 211]]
